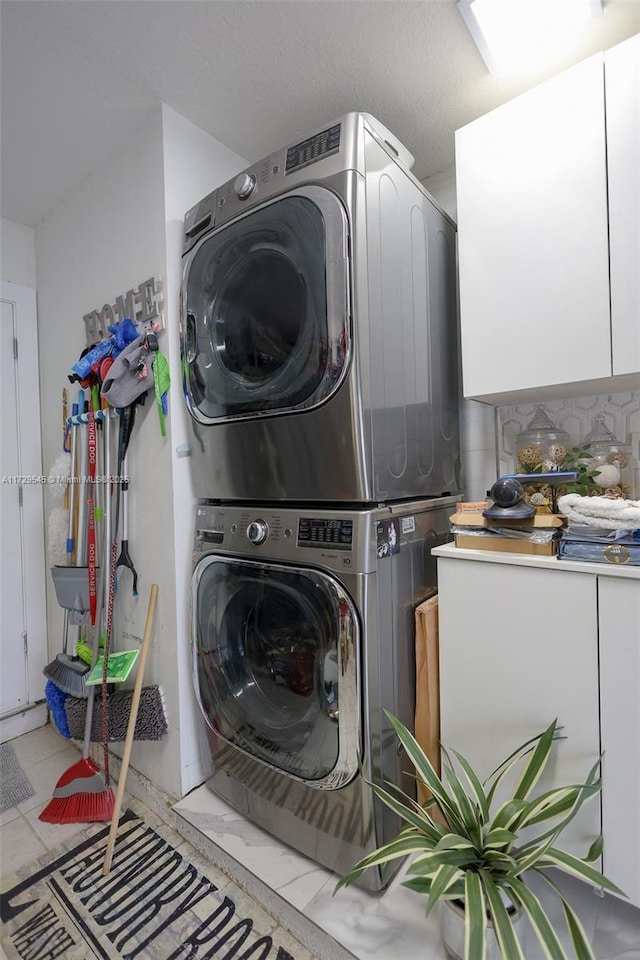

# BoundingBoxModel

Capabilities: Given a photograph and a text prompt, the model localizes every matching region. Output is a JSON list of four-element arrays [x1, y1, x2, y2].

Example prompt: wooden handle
[[103, 583, 158, 875]]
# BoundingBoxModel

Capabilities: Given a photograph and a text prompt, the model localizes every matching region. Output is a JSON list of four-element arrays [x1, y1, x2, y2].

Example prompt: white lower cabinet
[[598, 577, 640, 905], [437, 557, 601, 858], [437, 552, 640, 907]]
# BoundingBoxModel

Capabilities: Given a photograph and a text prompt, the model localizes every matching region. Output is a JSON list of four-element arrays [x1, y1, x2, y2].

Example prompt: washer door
[[192, 555, 359, 788], [181, 186, 350, 423]]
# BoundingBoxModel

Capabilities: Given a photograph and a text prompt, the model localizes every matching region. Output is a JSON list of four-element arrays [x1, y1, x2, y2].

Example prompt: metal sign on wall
[[83, 275, 164, 345]]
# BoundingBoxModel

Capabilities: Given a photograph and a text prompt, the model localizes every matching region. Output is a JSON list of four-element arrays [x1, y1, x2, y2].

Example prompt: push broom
[[40, 405, 115, 824]]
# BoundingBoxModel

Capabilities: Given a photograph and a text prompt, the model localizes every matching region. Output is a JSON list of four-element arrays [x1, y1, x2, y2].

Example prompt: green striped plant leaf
[[385, 712, 467, 835], [537, 871, 598, 960], [425, 864, 464, 917], [402, 875, 466, 900], [490, 798, 529, 832], [483, 827, 517, 850], [516, 760, 602, 858], [512, 719, 558, 800], [449, 747, 490, 823], [538, 846, 626, 897], [409, 846, 479, 873], [335, 714, 625, 960], [441, 746, 484, 846], [366, 777, 444, 842], [482, 875, 526, 960], [584, 833, 604, 863], [508, 877, 567, 960], [464, 871, 486, 960], [485, 727, 563, 807], [334, 831, 431, 891]]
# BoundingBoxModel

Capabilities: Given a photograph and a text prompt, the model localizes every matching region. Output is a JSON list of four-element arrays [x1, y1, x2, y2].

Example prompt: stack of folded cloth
[[556, 494, 640, 565]]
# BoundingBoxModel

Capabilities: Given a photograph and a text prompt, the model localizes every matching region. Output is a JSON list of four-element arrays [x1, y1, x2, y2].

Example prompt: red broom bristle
[[40, 753, 115, 824], [39, 788, 115, 824]]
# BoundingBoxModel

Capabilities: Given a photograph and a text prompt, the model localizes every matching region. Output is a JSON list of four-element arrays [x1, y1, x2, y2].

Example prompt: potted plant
[[336, 715, 625, 960]]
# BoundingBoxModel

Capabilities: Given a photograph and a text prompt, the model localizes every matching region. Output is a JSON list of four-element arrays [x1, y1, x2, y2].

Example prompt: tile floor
[[0, 724, 314, 960], [3, 723, 640, 960], [175, 782, 640, 960]]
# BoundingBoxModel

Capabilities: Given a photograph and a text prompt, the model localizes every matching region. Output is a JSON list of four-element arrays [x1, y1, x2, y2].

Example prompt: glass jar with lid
[[580, 415, 635, 498], [514, 405, 572, 511]]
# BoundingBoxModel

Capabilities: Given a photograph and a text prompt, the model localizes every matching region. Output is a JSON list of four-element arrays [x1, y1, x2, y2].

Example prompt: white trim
[[1, 281, 47, 712]]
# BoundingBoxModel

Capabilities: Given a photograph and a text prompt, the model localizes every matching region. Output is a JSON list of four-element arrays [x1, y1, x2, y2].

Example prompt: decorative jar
[[580, 415, 635, 498], [515, 405, 571, 510]]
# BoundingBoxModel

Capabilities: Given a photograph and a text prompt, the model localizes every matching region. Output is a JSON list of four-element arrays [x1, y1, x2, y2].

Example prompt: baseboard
[[0, 703, 48, 743]]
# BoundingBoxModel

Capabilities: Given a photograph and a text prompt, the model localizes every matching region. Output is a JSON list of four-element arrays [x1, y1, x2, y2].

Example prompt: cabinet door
[[598, 576, 640, 907], [456, 54, 611, 400], [437, 558, 600, 856], [605, 34, 640, 377]]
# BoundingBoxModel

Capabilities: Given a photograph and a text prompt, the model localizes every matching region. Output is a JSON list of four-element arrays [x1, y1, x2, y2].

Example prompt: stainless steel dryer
[[181, 113, 460, 504], [191, 495, 457, 889]]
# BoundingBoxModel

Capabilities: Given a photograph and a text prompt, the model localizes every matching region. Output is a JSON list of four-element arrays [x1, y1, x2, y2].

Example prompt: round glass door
[[182, 187, 350, 422], [192, 556, 359, 785]]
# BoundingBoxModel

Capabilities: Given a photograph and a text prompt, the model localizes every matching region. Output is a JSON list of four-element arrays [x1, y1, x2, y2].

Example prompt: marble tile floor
[[175, 782, 640, 960], [2, 723, 640, 960]]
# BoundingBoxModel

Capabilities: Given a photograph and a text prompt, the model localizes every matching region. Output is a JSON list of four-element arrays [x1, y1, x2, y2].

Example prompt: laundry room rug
[[0, 800, 304, 960], [0, 743, 35, 813]]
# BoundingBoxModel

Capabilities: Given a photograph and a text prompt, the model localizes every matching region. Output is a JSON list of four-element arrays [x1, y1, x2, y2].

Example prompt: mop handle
[[76, 401, 89, 567], [103, 583, 158, 876], [87, 412, 97, 626], [66, 403, 79, 561]]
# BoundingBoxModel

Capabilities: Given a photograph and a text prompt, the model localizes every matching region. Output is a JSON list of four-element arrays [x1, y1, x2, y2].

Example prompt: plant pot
[[438, 898, 521, 960]]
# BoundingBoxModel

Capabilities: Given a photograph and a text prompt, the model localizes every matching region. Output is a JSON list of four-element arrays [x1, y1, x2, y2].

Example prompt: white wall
[[421, 166, 498, 501], [34, 103, 247, 800], [1, 218, 36, 287], [421, 166, 457, 223], [160, 104, 247, 794]]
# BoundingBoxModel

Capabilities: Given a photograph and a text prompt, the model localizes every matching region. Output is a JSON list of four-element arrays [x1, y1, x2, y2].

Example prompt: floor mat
[[0, 743, 35, 813], [0, 800, 304, 959]]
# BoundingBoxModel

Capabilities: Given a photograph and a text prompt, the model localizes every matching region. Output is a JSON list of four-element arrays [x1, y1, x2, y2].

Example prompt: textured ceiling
[[1, 0, 638, 228]]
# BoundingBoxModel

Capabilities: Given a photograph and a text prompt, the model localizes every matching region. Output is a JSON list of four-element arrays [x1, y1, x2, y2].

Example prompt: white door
[[0, 282, 47, 735], [598, 576, 640, 908], [1, 296, 27, 711]]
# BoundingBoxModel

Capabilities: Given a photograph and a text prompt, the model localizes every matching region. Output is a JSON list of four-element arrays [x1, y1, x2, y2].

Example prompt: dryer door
[[181, 186, 350, 423], [192, 555, 359, 788]]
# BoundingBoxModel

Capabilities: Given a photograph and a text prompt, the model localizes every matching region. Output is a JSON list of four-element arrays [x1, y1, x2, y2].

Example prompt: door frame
[[1, 280, 47, 741]]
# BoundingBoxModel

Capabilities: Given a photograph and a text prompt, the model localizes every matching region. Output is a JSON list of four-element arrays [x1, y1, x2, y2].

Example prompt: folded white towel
[[558, 494, 640, 530]]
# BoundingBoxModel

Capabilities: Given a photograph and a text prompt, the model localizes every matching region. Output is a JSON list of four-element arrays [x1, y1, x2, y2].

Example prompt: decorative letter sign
[[83, 275, 164, 345]]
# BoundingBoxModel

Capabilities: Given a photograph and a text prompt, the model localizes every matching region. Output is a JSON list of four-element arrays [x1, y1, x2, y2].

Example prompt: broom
[[39, 408, 114, 824]]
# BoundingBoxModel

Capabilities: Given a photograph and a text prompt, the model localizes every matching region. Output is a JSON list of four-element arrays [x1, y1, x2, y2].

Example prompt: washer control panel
[[297, 517, 353, 550]]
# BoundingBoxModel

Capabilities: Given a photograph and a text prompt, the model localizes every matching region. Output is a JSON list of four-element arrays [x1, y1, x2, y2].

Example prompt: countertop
[[432, 542, 640, 580]]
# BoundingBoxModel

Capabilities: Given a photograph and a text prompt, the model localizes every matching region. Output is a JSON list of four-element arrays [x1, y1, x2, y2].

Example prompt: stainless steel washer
[[181, 113, 460, 504], [191, 495, 456, 889]]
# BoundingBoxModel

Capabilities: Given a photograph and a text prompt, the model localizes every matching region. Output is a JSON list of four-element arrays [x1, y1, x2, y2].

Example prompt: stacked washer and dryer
[[182, 113, 461, 890]]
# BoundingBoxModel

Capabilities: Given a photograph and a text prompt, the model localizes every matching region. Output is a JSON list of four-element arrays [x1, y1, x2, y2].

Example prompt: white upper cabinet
[[606, 34, 640, 377], [456, 37, 640, 403]]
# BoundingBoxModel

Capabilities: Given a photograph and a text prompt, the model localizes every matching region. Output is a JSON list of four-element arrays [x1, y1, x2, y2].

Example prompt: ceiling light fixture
[[457, 0, 603, 75]]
